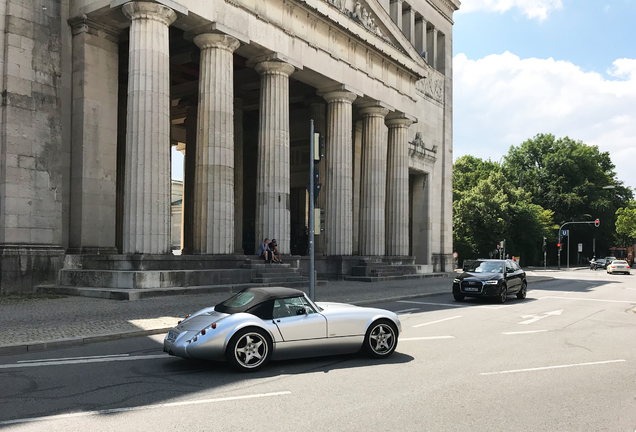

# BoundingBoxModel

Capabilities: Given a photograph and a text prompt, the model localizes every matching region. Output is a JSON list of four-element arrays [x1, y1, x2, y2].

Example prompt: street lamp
[[601, 185, 616, 190]]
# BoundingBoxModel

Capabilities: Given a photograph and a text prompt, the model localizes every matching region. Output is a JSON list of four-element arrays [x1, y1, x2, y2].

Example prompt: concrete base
[[0, 245, 66, 294], [300, 255, 434, 280]]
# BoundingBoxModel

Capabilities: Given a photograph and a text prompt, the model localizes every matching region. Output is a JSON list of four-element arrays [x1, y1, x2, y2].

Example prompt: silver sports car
[[163, 287, 401, 371]]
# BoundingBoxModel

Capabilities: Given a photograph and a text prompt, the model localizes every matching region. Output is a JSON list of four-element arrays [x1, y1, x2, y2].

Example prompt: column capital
[[359, 106, 389, 118], [323, 90, 358, 105], [123, 1, 177, 26], [391, 0, 404, 4], [68, 15, 120, 40], [386, 112, 416, 128], [254, 61, 295, 77], [193, 33, 240, 52]]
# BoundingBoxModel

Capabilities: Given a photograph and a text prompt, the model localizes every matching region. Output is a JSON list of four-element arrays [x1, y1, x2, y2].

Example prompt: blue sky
[[453, 0, 636, 189]]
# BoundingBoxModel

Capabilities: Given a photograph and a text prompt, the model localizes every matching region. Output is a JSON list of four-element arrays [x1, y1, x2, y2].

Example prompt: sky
[[453, 0, 636, 189]]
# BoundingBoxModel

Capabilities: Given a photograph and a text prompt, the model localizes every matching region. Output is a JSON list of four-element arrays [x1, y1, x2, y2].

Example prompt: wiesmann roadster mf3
[[163, 287, 401, 371]]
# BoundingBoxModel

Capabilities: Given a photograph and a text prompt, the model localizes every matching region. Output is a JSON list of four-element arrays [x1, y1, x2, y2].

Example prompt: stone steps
[[343, 273, 449, 283]]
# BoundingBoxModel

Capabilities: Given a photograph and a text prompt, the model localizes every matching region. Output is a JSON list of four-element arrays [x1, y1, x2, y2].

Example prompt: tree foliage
[[453, 134, 634, 265], [615, 202, 636, 245]]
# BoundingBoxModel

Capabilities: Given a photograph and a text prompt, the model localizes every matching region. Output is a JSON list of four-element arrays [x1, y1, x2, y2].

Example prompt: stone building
[[0, 0, 458, 293]]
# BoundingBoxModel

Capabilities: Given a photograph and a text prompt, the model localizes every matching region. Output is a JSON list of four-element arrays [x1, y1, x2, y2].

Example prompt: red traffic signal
[[557, 243, 561, 248], [594, 218, 600, 227]]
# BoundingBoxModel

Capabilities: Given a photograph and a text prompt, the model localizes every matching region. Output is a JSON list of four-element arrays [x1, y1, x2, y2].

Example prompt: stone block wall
[[0, 0, 66, 293]]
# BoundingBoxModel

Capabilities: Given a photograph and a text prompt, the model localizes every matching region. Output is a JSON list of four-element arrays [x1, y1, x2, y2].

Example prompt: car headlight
[[453, 278, 461, 283], [485, 280, 499, 285]]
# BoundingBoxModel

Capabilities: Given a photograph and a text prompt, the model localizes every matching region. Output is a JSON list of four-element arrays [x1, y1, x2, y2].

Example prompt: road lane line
[[480, 359, 626, 376], [0, 354, 166, 370], [0, 391, 292, 426], [544, 296, 635, 304], [395, 308, 420, 314], [17, 354, 130, 364], [401, 336, 455, 341], [502, 330, 548, 335], [398, 300, 463, 308], [412, 315, 463, 328]]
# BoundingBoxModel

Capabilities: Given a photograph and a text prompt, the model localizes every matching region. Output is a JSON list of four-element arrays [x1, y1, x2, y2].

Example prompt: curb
[[0, 276, 556, 357]]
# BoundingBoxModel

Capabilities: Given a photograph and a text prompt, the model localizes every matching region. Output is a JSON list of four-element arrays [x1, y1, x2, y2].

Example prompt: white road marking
[[400, 336, 455, 341], [480, 359, 626, 376], [0, 391, 292, 426], [0, 354, 166, 370], [543, 296, 635, 304], [394, 308, 420, 314], [412, 315, 463, 328], [17, 354, 130, 364], [519, 309, 563, 325], [397, 300, 463, 308], [502, 330, 548, 335]]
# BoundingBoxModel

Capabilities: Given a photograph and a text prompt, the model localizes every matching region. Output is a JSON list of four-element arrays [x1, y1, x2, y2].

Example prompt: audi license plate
[[463, 286, 479, 292]]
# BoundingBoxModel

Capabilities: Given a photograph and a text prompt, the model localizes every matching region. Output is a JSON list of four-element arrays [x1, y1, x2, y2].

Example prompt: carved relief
[[416, 73, 444, 102], [409, 132, 437, 162], [324, 0, 391, 44]]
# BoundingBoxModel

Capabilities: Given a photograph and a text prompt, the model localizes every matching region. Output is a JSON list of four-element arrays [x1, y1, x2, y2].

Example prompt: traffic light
[[594, 218, 600, 227], [314, 208, 325, 234], [542, 236, 547, 252], [557, 243, 561, 249], [312, 167, 321, 206]]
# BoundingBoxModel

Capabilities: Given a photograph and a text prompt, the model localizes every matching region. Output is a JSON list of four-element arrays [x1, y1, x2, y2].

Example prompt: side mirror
[[296, 307, 307, 315]]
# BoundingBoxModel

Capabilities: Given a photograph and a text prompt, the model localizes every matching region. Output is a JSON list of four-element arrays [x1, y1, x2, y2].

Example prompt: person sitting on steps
[[257, 238, 272, 263], [269, 239, 282, 264]]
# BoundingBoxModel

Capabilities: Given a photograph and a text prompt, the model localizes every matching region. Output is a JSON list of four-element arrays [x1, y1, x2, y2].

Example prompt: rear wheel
[[363, 319, 398, 359], [516, 281, 527, 299], [225, 327, 272, 372], [453, 294, 465, 302], [497, 284, 508, 304]]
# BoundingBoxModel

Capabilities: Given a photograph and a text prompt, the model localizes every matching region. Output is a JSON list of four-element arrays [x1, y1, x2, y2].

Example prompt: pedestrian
[[269, 239, 282, 264], [257, 238, 272, 263]]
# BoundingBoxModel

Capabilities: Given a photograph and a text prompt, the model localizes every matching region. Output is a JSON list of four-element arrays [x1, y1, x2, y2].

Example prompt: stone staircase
[[344, 257, 442, 282], [37, 255, 317, 300]]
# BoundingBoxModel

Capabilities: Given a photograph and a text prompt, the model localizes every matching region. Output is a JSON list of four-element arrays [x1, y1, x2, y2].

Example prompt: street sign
[[561, 230, 569, 237], [578, 243, 583, 252], [452, 252, 458, 259]]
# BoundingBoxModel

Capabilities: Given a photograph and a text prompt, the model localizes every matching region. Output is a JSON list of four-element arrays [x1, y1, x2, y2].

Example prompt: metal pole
[[558, 230, 562, 270], [308, 120, 315, 301], [544, 250, 547, 271], [567, 233, 570, 270]]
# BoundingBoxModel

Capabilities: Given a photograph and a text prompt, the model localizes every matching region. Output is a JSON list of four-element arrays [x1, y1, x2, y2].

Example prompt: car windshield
[[467, 261, 504, 273]]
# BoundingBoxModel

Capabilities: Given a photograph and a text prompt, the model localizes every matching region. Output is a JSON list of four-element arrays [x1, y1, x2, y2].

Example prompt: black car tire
[[497, 284, 507, 304], [453, 294, 465, 301], [225, 327, 272, 372], [363, 319, 398, 359], [516, 281, 527, 299]]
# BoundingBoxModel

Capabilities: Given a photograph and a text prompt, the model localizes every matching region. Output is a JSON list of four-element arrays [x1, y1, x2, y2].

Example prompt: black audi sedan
[[452, 259, 527, 303]]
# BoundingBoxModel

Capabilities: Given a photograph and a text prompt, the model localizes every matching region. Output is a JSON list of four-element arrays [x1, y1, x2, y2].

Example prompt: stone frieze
[[409, 132, 437, 162], [416, 73, 444, 102]]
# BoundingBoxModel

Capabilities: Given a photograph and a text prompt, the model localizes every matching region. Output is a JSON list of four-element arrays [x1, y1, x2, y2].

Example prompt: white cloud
[[453, 52, 636, 189], [458, 0, 563, 20]]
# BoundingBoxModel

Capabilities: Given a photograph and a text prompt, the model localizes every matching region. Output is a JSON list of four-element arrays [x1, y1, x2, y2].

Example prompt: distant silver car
[[606, 260, 631, 275], [164, 287, 401, 371]]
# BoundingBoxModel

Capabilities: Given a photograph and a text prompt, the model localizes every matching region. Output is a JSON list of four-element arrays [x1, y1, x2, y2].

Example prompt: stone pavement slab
[[0, 273, 554, 355]]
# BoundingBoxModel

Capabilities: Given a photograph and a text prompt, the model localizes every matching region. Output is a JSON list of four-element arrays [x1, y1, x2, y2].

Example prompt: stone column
[[255, 61, 295, 254], [323, 91, 357, 256], [192, 34, 240, 254], [68, 17, 119, 254], [122, 2, 176, 254], [415, 17, 427, 56], [402, 7, 415, 44], [234, 98, 244, 254], [182, 106, 197, 254], [308, 99, 326, 255], [385, 115, 413, 256], [176, 142, 186, 251], [352, 120, 363, 255], [390, 0, 403, 30], [427, 24, 437, 68], [358, 105, 389, 256]]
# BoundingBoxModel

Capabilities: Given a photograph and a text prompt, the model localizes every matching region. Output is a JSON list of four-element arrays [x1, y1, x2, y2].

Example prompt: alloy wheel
[[234, 333, 268, 369], [369, 323, 396, 355]]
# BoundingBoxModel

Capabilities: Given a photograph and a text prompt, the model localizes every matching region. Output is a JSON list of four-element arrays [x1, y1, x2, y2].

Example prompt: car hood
[[457, 272, 503, 281], [315, 301, 356, 309]]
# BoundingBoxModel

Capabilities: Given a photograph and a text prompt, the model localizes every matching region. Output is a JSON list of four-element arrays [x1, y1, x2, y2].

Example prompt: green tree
[[615, 202, 636, 245], [502, 134, 633, 258]]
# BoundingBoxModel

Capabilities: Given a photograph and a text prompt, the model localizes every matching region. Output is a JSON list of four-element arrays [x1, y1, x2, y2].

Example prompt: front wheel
[[453, 294, 465, 301], [516, 281, 527, 299], [497, 285, 508, 304], [363, 320, 398, 359], [225, 328, 272, 372]]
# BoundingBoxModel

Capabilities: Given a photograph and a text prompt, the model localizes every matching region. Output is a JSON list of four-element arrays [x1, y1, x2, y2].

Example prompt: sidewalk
[[0, 273, 555, 356]]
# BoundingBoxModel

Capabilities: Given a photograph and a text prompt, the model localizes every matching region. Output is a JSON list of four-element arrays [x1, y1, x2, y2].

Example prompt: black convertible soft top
[[215, 287, 305, 314]]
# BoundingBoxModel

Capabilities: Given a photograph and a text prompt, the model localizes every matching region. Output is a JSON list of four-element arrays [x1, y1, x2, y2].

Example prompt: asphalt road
[[1, 271, 635, 432]]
